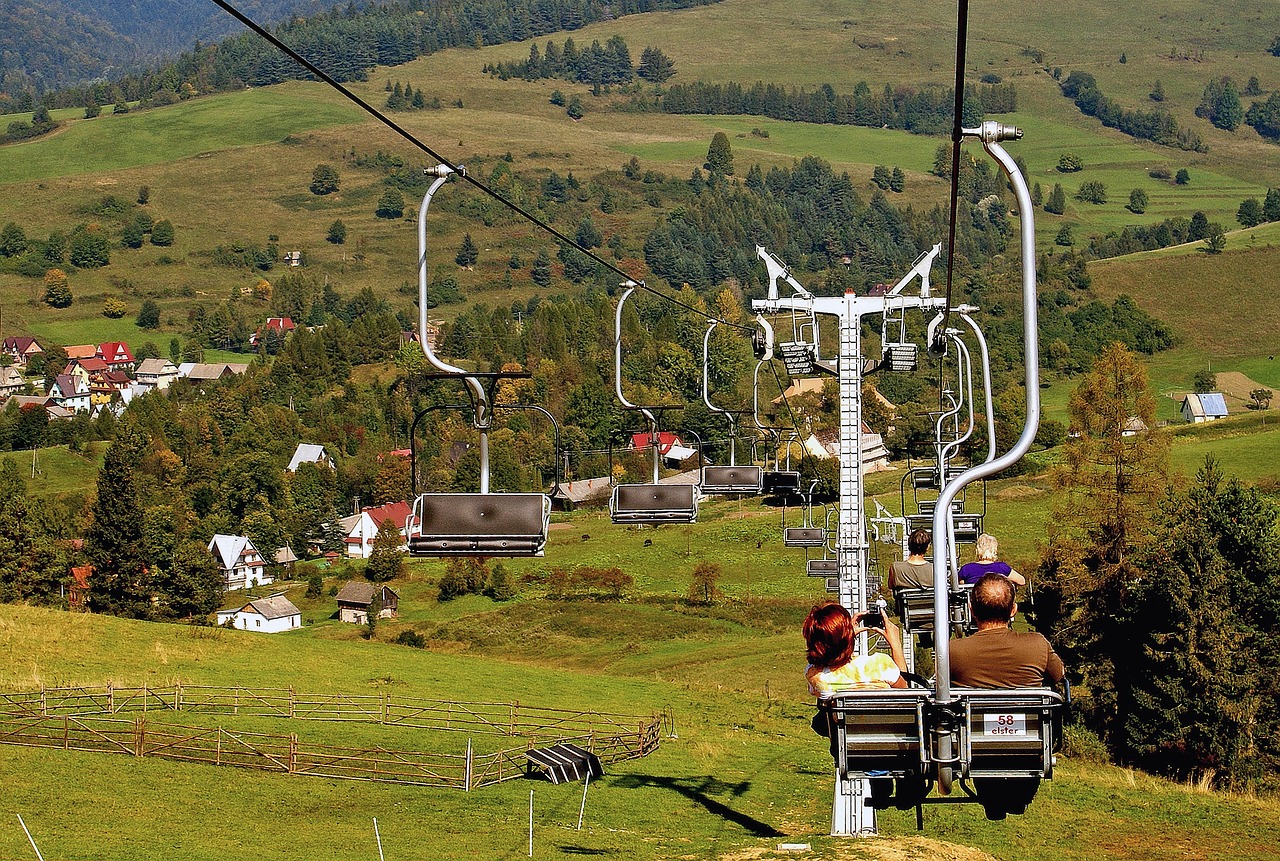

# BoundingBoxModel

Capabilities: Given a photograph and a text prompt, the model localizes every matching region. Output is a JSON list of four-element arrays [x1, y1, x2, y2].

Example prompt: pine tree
[[1034, 344, 1169, 743], [455, 232, 479, 268], [86, 424, 153, 617], [1044, 183, 1067, 214], [531, 247, 553, 287], [705, 132, 734, 175]]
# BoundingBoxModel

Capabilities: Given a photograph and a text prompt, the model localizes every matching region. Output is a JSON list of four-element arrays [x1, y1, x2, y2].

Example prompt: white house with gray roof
[[208, 534, 272, 591], [216, 594, 301, 633]]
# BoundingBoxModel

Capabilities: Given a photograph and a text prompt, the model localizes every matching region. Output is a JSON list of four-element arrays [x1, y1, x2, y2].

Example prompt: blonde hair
[[975, 533, 998, 562]]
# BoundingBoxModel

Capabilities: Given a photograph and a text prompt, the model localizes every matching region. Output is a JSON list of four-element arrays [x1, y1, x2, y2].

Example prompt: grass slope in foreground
[[2, 605, 1279, 860]]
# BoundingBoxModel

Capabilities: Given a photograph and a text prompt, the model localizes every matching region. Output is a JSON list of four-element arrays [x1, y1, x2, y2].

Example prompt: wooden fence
[[0, 685, 667, 790]]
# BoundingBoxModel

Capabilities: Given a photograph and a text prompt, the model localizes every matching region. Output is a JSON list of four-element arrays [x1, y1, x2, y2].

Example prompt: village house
[[97, 341, 136, 373], [249, 317, 296, 349], [286, 443, 334, 472], [804, 425, 891, 472], [2, 336, 43, 367], [48, 373, 91, 414], [64, 344, 99, 362], [401, 321, 441, 352], [179, 362, 251, 384], [134, 357, 179, 391], [340, 500, 412, 558], [64, 356, 109, 388], [0, 365, 26, 397], [630, 431, 698, 468], [207, 534, 273, 591], [68, 565, 92, 611], [1181, 392, 1229, 424], [215, 594, 302, 633], [335, 582, 399, 624]]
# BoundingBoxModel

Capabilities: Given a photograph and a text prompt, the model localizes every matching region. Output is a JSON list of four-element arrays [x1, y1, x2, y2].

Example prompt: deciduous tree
[[1034, 343, 1169, 743]]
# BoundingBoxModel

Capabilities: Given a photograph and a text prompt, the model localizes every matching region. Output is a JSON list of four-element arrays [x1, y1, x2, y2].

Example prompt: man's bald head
[[971, 573, 1016, 624]]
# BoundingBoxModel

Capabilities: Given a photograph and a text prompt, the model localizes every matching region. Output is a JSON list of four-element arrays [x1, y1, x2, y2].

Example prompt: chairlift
[[609, 284, 699, 525], [812, 122, 1054, 833], [699, 319, 764, 495], [756, 246, 825, 376], [784, 480, 827, 547], [751, 318, 802, 495], [403, 165, 551, 557]]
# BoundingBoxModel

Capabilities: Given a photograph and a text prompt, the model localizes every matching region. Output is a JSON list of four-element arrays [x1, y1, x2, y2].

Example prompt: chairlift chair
[[404, 166, 552, 557], [609, 284, 699, 525], [784, 480, 827, 547], [699, 319, 764, 495]]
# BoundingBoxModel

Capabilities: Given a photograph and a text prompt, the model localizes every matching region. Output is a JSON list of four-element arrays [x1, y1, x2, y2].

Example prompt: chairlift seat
[[701, 465, 764, 495], [610, 483, 698, 524], [821, 688, 932, 780], [763, 471, 802, 494], [407, 493, 551, 557], [807, 558, 839, 576], [958, 688, 1062, 779], [779, 341, 816, 376], [894, 586, 973, 637], [784, 527, 827, 547], [884, 342, 919, 373]]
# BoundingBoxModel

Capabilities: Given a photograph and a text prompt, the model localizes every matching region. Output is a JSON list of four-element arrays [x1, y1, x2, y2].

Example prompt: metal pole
[[528, 789, 534, 857], [577, 774, 590, 831], [373, 818, 385, 861], [17, 815, 45, 861], [931, 121, 1039, 791]]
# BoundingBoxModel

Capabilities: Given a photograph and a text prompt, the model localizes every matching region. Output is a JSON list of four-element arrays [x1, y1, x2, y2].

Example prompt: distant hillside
[[0, 0, 347, 91]]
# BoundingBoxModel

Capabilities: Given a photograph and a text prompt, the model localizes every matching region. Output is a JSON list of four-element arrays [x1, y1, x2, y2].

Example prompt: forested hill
[[0, 0, 347, 91]]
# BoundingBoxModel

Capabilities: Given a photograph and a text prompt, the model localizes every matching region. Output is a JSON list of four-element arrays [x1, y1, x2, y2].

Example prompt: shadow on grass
[[612, 774, 783, 837], [558, 847, 612, 855]]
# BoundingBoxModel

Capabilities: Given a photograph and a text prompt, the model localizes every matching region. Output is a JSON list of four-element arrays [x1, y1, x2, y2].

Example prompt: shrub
[[1057, 153, 1084, 172], [395, 630, 426, 648], [102, 296, 127, 318]]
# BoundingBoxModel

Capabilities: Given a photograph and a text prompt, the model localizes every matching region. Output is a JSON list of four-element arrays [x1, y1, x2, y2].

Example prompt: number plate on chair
[[983, 713, 1027, 735]]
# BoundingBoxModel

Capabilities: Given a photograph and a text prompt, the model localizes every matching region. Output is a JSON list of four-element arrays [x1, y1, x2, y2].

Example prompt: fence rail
[[0, 685, 667, 791]]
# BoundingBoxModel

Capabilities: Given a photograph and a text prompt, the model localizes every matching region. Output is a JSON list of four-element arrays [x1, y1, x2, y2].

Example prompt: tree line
[[657, 80, 1015, 135], [1060, 70, 1206, 152], [483, 35, 675, 87], [1, 0, 722, 115]]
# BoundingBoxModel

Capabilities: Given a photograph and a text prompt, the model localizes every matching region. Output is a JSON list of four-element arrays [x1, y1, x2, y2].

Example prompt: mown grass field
[[3, 587, 1280, 861]]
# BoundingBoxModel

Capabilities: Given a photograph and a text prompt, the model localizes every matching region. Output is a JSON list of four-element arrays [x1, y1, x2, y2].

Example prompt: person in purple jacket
[[957, 533, 1026, 586]]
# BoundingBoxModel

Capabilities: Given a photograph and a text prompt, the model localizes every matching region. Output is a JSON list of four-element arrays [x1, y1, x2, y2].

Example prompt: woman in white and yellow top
[[803, 602, 909, 697]]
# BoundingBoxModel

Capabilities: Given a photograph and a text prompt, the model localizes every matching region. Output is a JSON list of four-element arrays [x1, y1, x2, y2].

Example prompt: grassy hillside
[[2, 601, 1279, 861]]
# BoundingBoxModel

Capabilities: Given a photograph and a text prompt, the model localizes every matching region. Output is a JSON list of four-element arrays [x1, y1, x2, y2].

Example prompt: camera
[[861, 598, 887, 630]]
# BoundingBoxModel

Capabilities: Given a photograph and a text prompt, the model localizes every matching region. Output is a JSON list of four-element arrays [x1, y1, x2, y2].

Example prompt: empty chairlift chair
[[407, 492, 551, 556], [404, 165, 553, 558]]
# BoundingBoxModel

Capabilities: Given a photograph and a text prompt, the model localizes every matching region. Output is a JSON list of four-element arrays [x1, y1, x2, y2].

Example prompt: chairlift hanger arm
[[933, 121, 1040, 709], [886, 243, 943, 298], [756, 245, 813, 302]]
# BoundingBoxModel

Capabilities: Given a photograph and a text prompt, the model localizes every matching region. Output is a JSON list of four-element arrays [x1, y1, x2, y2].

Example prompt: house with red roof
[[97, 342, 135, 373], [249, 317, 297, 348], [339, 500, 412, 559]]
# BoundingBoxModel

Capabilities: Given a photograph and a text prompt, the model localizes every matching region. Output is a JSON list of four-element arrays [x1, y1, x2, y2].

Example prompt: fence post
[[63, 716, 69, 750], [289, 733, 297, 774], [465, 738, 473, 792], [382, 692, 388, 725], [40, 685, 46, 717], [135, 717, 144, 757], [290, 686, 296, 719], [108, 682, 114, 714], [175, 683, 181, 713]]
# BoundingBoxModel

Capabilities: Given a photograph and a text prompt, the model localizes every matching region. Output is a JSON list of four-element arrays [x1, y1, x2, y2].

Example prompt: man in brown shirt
[[950, 573, 1064, 688], [948, 573, 1065, 820]]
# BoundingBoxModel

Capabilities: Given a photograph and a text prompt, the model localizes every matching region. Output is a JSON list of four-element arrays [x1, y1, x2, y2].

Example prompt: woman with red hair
[[803, 602, 908, 696]]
